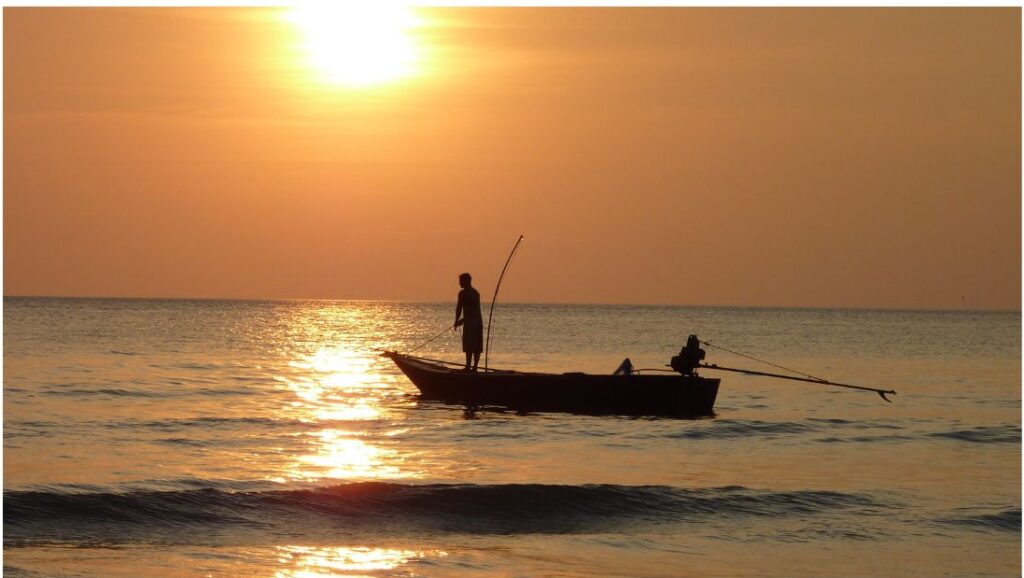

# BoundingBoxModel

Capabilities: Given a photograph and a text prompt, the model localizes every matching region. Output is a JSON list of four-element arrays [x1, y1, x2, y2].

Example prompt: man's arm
[[454, 290, 464, 327]]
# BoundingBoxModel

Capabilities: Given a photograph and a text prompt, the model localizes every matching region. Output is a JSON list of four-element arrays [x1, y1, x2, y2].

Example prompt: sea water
[[3, 297, 1020, 577]]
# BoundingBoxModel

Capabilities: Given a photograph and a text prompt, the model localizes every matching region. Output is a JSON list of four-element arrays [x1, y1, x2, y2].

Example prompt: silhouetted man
[[454, 273, 483, 371]]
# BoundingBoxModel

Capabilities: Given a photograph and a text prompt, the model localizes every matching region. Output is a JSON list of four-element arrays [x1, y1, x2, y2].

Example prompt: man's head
[[459, 273, 472, 288]]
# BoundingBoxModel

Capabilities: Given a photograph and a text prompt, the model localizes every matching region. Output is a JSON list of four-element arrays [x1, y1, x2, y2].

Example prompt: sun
[[285, 2, 422, 88]]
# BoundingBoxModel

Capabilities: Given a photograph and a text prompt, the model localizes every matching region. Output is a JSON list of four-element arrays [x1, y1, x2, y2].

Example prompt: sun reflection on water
[[282, 346, 389, 421], [275, 545, 447, 578], [275, 340, 421, 483], [295, 430, 410, 480]]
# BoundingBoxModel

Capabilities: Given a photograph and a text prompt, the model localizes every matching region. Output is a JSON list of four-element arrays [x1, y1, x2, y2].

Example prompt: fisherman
[[453, 273, 483, 371], [670, 335, 706, 375]]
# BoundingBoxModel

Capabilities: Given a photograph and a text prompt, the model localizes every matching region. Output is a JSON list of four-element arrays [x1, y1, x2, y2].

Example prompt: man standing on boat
[[454, 273, 483, 371]]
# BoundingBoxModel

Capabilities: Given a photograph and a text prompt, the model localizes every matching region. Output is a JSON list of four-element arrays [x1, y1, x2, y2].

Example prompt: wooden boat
[[383, 327, 898, 417], [382, 348, 720, 417]]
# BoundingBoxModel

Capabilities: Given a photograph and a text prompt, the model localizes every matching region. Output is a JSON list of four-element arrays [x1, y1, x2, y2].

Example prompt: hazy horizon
[[3, 292, 1019, 313], [5, 7, 1021, 310]]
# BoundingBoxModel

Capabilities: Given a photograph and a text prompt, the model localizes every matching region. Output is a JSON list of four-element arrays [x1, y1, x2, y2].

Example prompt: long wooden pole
[[484, 235, 524, 370], [699, 363, 897, 402]]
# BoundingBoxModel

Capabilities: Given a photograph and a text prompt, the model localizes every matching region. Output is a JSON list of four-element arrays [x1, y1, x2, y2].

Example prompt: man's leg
[[472, 352, 481, 371], [465, 352, 472, 370]]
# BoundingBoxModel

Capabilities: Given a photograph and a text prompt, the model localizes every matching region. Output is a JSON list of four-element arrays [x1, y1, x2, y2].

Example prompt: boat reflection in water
[[274, 546, 448, 578]]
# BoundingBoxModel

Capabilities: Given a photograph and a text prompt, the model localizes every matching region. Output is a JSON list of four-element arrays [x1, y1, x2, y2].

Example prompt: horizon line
[[3, 294, 1019, 314]]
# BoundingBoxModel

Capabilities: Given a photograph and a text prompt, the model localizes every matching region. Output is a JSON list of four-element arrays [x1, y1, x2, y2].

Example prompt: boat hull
[[384, 352, 719, 417]]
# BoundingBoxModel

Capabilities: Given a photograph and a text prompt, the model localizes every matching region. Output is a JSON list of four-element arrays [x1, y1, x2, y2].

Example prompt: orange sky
[[4, 7, 1020, 309]]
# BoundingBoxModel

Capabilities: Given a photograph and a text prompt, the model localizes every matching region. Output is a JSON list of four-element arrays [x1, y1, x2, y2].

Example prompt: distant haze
[[4, 7, 1020, 309]]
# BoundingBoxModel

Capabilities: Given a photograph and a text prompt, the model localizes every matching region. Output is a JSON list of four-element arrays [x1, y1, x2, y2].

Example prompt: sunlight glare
[[275, 546, 447, 578], [285, 2, 422, 88], [283, 347, 386, 420], [294, 430, 413, 481]]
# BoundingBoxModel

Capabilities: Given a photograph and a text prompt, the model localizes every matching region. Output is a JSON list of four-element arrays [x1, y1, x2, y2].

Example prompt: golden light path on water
[[275, 546, 448, 578], [255, 303, 457, 577], [273, 343, 423, 483]]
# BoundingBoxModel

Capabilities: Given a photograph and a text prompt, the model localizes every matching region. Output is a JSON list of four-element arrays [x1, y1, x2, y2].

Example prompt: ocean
[[3, 297, 1020, 577]]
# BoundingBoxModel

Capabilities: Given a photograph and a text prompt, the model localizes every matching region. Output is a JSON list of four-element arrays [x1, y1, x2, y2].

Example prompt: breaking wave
[[5, 483, 883, 544]]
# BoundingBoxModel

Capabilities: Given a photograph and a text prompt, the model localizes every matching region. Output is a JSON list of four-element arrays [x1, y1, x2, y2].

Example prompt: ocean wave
[[4, 483, 883, 543], [44, 387, 168, 398], [43, 386, 260, 399], [816, 434, 914, 444], [806, 418, 904, 430], [4, 421, 63, 440], [3, 566, 52, 578], [666, 420, 819, 439], [107, 416, 361, 432], [930, 425, 1021, 444], [939, 508, 1021, 532]]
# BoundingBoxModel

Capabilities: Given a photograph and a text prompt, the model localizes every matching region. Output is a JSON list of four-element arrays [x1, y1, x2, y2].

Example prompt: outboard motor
[[670, 334, 705, 375]]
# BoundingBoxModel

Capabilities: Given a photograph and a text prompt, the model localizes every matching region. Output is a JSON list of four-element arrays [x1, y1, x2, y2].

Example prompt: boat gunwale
[[384, 351, 539, 376], [384, 351, 713, 380]]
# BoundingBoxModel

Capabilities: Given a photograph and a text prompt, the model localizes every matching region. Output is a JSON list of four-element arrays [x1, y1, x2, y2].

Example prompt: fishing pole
[[699, 363, 897, 402], [695, 338, 895, 402], [701, 340, 827, 382], [484, 234, 525, 370], [407, 325, 453, 354]]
